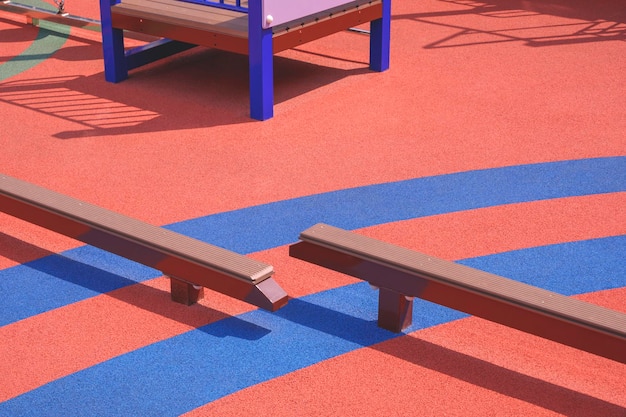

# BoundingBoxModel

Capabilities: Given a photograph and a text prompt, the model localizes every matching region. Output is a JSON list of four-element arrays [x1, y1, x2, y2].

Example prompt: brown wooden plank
[[290, 223, 626, 363], [0, 174, 288, 311], [297, 225, 625, 333], [111, 13, 249, 53], [119, 0, 247, 25], [112, 0, 248, 37]]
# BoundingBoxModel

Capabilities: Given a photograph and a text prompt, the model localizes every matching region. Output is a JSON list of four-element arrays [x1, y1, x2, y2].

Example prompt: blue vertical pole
[[100, 0, 127, 82], [248, 0, 274, 120], [370, 0, 391, 72]]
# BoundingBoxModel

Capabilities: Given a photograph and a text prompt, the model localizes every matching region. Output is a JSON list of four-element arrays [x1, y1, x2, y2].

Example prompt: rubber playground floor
[[1, 0, 625, 415]]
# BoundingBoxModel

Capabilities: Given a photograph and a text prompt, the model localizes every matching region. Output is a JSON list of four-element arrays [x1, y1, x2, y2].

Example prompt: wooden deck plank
[[111, 0, 381, 40], [112, 0, 248, 37]]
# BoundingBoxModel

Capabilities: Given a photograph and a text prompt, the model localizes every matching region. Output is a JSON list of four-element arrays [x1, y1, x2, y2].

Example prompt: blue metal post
[[248, 0, 274, 120], [370, 0, 391, 72], [100, 0, 127, 82]]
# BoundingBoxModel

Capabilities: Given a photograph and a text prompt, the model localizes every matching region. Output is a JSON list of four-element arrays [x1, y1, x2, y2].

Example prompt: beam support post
[[170, 277, 205, 305], [378, 287, 413, 332]]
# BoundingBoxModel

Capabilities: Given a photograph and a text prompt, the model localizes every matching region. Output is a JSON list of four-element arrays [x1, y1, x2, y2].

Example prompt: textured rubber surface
[[1, 0, 625, 414]]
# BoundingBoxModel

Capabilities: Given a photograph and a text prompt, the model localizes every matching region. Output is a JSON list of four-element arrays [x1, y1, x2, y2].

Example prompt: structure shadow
[[0, 42, 101, 62], [452, 0, 626, 23], [0, 25, 49, 43], [394, 0, 626, 49], [0, 40, 370, 136]]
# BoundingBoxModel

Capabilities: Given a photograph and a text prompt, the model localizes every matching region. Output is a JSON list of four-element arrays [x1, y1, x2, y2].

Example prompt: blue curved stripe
[[1, 236, 624, 416], [457, 232, 626, 295], [0, 157, 624, 326], [166, 156, 626, 254], [460, 234, 626, 294]]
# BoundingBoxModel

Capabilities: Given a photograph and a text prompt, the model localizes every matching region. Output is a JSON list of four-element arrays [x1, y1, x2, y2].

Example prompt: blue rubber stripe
[[460, 235, 626, 295], [1, 157, 624, 326], [166, 157, 626, 254], [1, 236, 624, 416]]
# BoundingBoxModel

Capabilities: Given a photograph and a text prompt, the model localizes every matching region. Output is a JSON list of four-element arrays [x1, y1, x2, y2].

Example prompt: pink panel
[[261, 0, 353, 28]]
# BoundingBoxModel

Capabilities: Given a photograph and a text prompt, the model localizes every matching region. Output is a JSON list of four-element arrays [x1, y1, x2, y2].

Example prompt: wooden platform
[[110, 0, 383, 54]]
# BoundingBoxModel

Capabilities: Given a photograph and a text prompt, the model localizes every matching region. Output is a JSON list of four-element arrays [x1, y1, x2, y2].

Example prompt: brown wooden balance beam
[[290, 223, 626, 364], [0, 0, 101, 31], [0, 174, 288, 311]]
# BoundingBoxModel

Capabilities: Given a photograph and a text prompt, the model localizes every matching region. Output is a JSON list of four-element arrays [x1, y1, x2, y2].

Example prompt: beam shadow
[[2, 232, 624, 414], [0, 231, 267, 340], [372, 334, 626, 416], [273, 297, 626, 416]]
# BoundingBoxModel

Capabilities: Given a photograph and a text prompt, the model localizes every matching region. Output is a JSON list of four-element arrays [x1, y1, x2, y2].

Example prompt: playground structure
[[100, 0, 390, 120], [0, 174, 288, 311], [1, 0, 390, 120], [290, 223, 626, 364]]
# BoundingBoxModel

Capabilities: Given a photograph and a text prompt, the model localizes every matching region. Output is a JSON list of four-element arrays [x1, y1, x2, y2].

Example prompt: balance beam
[[290, 223, 626, 364], [0, 174, 288, 311], [0, 0, 100, 30]]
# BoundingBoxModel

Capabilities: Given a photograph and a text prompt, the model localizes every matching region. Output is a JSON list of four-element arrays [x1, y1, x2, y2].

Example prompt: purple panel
[[261, 0, 353, 28]]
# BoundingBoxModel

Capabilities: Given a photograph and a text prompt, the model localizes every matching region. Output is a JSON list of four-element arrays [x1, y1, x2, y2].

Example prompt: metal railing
[[178, 0, 248, 13]]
